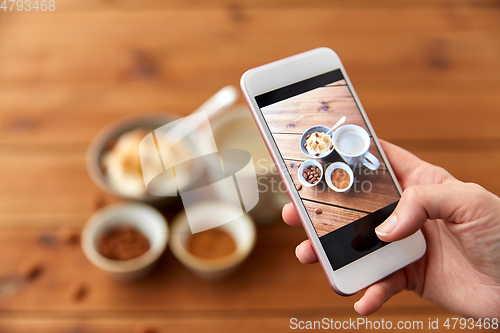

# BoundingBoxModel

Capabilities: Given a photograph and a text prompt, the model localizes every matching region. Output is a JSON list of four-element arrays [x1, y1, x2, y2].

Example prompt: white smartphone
[[240, 47, 426, 295]]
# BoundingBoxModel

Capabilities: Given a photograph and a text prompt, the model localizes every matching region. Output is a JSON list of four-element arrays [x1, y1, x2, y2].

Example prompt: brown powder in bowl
[[331, 168, 351, 189], [188, 228, 236, 260], [98, 226, 150, 261]]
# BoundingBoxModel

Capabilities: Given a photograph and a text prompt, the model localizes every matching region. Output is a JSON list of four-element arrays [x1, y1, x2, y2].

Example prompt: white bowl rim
[[299, 125, 335, 159], [325, 162, 354, 193], [209, 105, 275, 176], [81, 202, 168, 273], [86, 114, 177, 200], [297, 159, 323, 187], [169, 201, 256, 272], [86, 114, 205, 201], [332, 124, 371, 158]]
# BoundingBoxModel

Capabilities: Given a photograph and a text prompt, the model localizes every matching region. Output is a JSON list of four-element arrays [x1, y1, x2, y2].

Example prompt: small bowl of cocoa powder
[[325, 162, 354, 193], [81, 203, 168, 281], [169, 201, 256, 281]]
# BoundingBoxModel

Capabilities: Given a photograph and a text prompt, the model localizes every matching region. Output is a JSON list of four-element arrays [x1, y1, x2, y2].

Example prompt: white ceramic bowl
[[210, 105, 274, 176], [86, 114, 205, 202], [170, 202, 256, 281], [209, 105, 289, 225], [81, 203, 168, 281], [299, 125, 336, 159], [325, 162, 354, 192], [297, 160, 323, 187]]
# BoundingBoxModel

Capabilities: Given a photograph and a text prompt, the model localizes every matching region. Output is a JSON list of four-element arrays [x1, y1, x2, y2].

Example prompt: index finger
[[379, 140, 454, 188], [282, 202, 302, 227]]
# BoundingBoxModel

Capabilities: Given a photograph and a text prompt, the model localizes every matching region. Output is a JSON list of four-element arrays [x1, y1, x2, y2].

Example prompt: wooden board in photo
[[286, 160, 399, 214], [302, 200, 368, 237]]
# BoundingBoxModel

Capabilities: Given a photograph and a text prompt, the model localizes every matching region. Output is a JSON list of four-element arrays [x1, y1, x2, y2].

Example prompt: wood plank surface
[[261, 83, 371, 135], [3, 0, 499, 12], [0, 313, 488, 333], [286, 160, 400, 214], [0, 147, 118, 223], [265, 114, 367, 135], [0, 14, 499, 89], [326, 79, 347, 87], [0, 14, 498, 87], [302, 200, 368, 237], [0, 9, 499, 145], [401, 144, 500, 197], [0, 1, 499, 332], [1, 84, 498, 144], [262, 85, 360, 117], [0, 224, 438, 312], [0, 146, 499, 230], [276, 134, 388, 170]]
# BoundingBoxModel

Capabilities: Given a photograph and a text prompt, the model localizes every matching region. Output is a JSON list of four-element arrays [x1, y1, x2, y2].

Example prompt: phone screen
[[255, 69, 400, 270]]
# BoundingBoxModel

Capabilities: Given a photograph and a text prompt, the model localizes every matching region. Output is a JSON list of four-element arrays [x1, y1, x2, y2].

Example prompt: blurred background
[[0, 1, 499, 332]]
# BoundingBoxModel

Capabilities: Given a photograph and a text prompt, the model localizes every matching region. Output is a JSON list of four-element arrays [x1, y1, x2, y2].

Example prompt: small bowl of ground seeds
[[325, 162, 354, 193], [82, 203, 168, 281], [169, 201, 256, 281]]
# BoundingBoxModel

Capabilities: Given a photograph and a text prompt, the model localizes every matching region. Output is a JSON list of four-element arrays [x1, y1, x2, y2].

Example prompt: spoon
[[165, 86, 238, 144], [325, 116, 346, 136], [192, 85, 238, 118]]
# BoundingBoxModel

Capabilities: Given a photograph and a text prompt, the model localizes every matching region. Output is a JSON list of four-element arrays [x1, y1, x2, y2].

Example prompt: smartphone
[[240, 47, 426, 295]]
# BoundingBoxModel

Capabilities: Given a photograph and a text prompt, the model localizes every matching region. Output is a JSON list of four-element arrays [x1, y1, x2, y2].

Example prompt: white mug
[[333, 125, 380, 171]]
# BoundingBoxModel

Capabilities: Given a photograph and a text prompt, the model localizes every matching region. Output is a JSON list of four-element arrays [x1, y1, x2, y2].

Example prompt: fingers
[[354, 269, 408, 316], [379, 140, 454, 188], [282, 204, 318, 263], [375, 182, 491, 242], [282, 202, 302, 227], [379, 140, 424, 187], [282, 204, 319, 264], [295, 240, 319, 264]]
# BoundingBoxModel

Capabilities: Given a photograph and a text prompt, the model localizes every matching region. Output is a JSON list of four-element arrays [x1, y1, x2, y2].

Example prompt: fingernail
[[375, 214, 398, 236], [354, 301, 360, 313], [295, 244, 300, 258]]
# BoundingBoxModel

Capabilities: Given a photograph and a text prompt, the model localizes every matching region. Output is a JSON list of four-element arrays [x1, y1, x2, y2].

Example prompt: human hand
[[283, 140, 500, 318]]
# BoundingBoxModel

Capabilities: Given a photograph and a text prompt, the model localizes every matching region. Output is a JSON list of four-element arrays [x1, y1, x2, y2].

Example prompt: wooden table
[[0, 1, 499, 332]]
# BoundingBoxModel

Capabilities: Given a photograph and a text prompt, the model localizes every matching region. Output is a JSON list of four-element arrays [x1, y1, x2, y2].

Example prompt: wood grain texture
[[0, 1, 499, 331], [0, 147, 119, 223], [264, 113, 367, 135], [302, 200, 368, 237], [261, 85, 366, 117], [3, 0, 499, 12], [326, 79, 346, 87], [261, 83, 370, 136], [0, 147, 498, 230], [0, 9, 499, 145], [276, 134, 388, 170], [0, 224, 437, 312], [1, 11, 498, 87], [0, 313, 488, 333], [286, 160, 400, 214]]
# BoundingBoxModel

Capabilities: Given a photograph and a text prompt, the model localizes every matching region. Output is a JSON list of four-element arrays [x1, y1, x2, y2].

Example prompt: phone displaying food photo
[[241, 48, 426, 295]]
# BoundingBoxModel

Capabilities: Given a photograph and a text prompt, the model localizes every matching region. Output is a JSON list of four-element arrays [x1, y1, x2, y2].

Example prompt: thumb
[[375, 181, 490, 242]]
